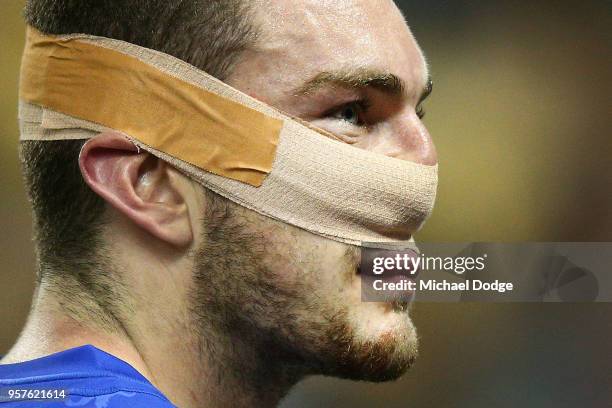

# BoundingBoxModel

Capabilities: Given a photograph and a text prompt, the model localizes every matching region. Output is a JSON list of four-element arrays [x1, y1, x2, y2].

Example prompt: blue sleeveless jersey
[[0, 345, 176, 407]]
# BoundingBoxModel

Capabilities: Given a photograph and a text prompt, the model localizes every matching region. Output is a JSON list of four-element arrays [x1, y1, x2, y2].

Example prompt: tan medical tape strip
[[19, 28, 438, 246], [20, 27, 281, 186]]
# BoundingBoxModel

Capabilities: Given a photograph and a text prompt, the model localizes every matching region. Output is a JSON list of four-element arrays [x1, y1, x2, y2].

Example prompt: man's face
[[192, 0, 435, 381]]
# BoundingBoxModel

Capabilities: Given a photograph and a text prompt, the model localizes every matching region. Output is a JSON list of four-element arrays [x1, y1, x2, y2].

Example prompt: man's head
[[21, 0, 435, 386]]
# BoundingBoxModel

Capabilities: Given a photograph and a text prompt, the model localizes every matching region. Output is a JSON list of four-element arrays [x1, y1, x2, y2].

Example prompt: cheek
[[240, 208, 354, 288]]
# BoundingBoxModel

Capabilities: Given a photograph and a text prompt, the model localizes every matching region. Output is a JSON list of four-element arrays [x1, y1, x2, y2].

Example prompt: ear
[[79, 131, 193, 247]]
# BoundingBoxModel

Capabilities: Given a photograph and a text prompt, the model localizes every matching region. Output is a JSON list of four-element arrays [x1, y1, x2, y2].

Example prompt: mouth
[[358, 272, 417, 309], [352, 246, 418, 311]]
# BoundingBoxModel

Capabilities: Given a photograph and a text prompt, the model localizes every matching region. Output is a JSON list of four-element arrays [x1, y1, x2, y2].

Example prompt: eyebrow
[[294, 68, 433, 102]]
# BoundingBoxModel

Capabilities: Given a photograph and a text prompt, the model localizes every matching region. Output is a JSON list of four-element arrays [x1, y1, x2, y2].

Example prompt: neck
[[184, 313, 305, 407], [2, 281, 302, 408]]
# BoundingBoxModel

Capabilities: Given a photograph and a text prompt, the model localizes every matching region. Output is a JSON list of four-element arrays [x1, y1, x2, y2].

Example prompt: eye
[[329, 101, 369, 126]]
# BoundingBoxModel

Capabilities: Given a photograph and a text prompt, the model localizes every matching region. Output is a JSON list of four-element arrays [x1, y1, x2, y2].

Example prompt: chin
[[316, 305, 419, 382]]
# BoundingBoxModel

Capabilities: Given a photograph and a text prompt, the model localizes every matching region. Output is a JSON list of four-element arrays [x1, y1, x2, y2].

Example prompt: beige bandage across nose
[[19, 27, 438, 247]]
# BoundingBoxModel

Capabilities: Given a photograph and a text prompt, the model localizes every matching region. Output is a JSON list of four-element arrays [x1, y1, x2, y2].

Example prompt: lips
[[384, 273, 416, 286], [358, 246, 420, 304]]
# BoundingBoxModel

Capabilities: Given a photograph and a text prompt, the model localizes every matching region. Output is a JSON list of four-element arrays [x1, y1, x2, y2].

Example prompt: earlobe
[[79, 131, 193, 247]]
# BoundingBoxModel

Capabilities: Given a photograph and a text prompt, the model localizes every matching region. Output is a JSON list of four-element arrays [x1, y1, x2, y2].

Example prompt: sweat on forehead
[[230, 0, 429, 106]]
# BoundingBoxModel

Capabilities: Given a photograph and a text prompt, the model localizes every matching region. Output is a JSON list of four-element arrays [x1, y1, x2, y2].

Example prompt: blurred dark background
[[1, 1, 611, 407]]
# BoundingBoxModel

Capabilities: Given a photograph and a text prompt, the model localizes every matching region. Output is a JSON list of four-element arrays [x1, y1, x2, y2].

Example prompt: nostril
[[384, 142, 437, 165]]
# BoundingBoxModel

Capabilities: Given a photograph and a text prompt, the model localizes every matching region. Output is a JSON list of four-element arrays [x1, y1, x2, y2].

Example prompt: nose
[[370, 109, 437, 165]]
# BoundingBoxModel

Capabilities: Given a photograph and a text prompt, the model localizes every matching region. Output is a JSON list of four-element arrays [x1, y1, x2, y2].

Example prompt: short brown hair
[[21, 0, 258, 285]]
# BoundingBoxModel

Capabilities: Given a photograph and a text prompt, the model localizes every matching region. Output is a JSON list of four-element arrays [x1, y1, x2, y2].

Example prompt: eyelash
[[327, 99, 426, 125], [326, 99, 371, 126]]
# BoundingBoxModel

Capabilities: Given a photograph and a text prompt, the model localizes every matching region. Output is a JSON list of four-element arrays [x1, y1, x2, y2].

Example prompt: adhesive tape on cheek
[[18, 27, 438, 247]]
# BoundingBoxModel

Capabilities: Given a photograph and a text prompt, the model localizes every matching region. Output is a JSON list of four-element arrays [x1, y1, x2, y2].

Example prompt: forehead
[[238, 0, 427, 95]]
